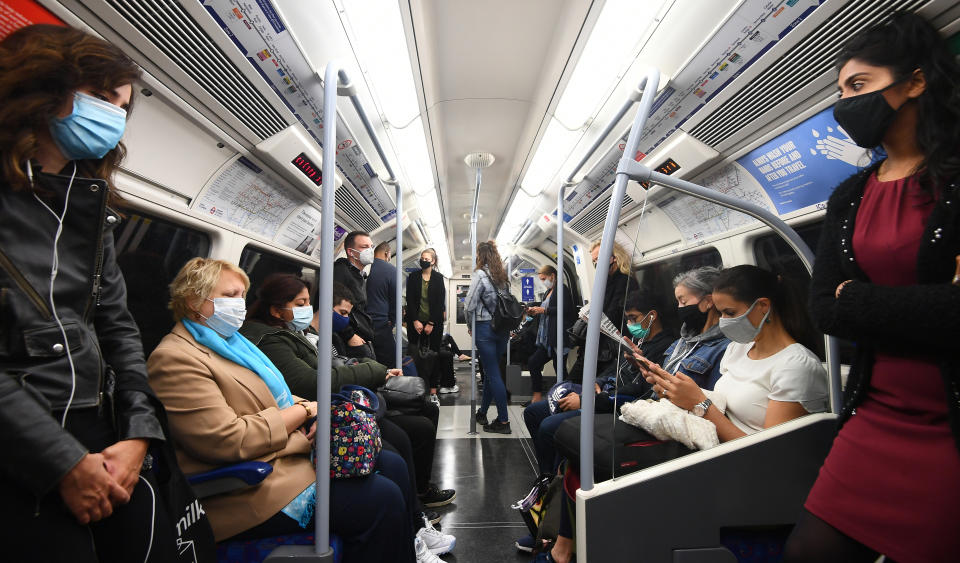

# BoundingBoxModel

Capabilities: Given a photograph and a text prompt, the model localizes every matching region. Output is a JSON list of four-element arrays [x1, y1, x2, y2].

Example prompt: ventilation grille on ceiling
[[335, 188, 379, 232], [571, 193, 635, 234], [688, 0, 926, 147], [107, 0, 288, 140]]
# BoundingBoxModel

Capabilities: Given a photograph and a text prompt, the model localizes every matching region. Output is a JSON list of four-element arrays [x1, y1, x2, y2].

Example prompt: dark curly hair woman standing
[[785, 12, 960, 563]]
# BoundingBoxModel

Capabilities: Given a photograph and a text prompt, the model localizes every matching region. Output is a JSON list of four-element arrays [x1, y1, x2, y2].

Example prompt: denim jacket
[[661, 324, 730, 390]]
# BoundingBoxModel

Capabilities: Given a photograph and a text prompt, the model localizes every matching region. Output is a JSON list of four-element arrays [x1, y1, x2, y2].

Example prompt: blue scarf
[[182, 319, 294, 408]]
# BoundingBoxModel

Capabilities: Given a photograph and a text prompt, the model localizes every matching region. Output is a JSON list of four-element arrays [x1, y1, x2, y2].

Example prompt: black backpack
[[482, 270, 525, 334]]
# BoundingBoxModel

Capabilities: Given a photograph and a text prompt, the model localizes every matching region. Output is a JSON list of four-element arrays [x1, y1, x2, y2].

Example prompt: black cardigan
[[404, 269, 446, 328], [809, 163, 960, 451]]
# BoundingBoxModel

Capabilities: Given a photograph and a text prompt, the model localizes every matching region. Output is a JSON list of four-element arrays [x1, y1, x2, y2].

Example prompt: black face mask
[[677, 303, 709, 334], [419, 259, 433, 270], [833, 78, 908, 148]]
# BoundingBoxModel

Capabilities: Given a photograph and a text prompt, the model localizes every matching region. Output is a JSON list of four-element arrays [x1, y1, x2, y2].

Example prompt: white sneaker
[[415, 536, 444, 562], [430, 394, 441, 407], [438, 385, 459, 394], [417, 516, 456, 555]]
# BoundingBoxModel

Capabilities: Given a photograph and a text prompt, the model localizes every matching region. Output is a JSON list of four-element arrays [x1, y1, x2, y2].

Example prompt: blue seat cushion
[[216, 533, 342, 563]]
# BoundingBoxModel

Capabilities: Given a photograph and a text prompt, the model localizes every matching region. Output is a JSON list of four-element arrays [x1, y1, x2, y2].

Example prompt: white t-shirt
[[713, 341, 828, 434]]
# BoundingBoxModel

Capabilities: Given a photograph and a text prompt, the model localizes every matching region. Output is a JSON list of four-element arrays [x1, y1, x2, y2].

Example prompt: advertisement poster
[[736, 107, 873, 214]]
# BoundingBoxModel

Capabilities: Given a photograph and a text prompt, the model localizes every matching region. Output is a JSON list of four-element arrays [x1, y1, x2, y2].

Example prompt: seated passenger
[[660, 266, 730, 389], [593, 289, 678, 412], [240, 276, 457, 527], [539, 265, 828, 563], [644, 264, 828, 439], [147, 258, 426, 562], [523, 265, 727, 476]]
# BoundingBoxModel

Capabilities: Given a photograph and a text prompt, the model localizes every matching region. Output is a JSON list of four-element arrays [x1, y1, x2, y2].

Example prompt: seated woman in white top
[[643, 264, 828, 441]]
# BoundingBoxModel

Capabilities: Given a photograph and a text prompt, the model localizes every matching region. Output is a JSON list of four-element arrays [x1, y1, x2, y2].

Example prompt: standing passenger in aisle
[[465, 241, 512, 433], [406, 248, 447, 404], [367, 241, 399, 367], [524, 264, 575, 404], [785, 12, 960, 563]]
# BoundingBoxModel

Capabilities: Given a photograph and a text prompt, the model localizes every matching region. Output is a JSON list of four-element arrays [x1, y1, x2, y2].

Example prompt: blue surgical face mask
[[332, 310, 350, 332], [718, 299, 770, 344], [201, 297, 246, 338], [48, 92, 127, 160], [286, 305, 313, 331]]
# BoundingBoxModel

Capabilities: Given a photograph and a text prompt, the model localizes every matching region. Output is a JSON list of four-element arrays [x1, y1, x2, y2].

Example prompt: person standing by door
[[405, 248, 446, 404], [524, 264, 574, 404], [367, 241, 398, 368]]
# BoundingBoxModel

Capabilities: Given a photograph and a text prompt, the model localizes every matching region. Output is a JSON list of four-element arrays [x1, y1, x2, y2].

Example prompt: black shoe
[[483, 420, 512, 434], [475, 410, 488, 426], [422, 510, 442, 526], [419, 484, 457, 508]]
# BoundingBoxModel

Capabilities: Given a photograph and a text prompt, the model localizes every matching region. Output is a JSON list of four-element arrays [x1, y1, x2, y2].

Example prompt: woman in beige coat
[[147, 258, 417, 562]]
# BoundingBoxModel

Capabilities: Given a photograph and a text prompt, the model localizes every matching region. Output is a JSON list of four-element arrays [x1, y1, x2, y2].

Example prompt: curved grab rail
[[577, 66, 842, 492]]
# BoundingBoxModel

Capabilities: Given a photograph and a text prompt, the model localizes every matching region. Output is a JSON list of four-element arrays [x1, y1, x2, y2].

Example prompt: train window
[[753, 221, 853, 364], [239, 245, 319, 308], [634, 247, 722, 335], [753, 221, 822, 285], [114, 210, 211, 357]]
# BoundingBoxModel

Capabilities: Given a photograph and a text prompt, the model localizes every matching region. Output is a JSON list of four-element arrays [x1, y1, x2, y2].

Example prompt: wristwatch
[[692, 398, 712, 417]]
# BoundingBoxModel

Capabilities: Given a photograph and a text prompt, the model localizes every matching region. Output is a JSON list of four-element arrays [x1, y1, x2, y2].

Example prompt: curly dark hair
[[0, 24, 140, 200], [836, 11, 960, 189]]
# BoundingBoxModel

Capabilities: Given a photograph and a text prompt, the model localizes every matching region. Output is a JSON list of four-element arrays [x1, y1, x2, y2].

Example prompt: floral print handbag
[[329, 385, 382, 479]]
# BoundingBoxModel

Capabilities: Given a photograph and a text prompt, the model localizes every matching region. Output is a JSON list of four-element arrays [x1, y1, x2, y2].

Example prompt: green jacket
[[240, 320, 387, 401]]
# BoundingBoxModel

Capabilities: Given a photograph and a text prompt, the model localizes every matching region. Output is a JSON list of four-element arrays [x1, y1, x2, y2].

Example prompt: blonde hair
[[590, 240, 631, 275], [168, 257, 250, 321]]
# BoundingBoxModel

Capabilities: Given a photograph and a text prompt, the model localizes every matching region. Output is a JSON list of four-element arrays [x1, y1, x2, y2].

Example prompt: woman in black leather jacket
[[0, 25, 174, 562]]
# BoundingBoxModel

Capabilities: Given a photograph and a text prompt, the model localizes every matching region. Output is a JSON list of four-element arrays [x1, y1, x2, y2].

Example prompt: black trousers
[[384, 402, 439, 493], [372, 322, 398, 369], [526, 344, 567, 393], [438, 349, 456, 388], [1, 408, 177, 563]]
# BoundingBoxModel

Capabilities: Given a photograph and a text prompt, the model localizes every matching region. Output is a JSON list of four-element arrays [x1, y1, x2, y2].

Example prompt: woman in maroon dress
[[784, 12, 960, 563]]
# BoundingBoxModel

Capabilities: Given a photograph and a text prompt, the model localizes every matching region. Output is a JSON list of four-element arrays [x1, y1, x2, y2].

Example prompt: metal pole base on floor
[[263, 545, 335, 562]]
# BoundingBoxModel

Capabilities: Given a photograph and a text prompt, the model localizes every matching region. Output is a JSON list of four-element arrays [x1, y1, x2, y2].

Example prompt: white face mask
[[286, 305, 313, 331], [718, 299, 770, 344], [351, 247, 375, 267], [543, 279, 554, 289], [201, 297, 246, 337]]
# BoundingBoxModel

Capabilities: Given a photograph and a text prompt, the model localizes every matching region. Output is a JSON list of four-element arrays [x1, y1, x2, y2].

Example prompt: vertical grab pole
[[556, 183, 572, 383], [505, 252, 512, 366], [393, 180, 403, 369], [469, 166, 481, 435], [314, 61, 340, 556], [579, 68, 660, 492], [336, 69, 404, 370]]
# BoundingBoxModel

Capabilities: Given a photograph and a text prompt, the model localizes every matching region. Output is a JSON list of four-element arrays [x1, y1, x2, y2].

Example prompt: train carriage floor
[[431, 362, 539, 562]]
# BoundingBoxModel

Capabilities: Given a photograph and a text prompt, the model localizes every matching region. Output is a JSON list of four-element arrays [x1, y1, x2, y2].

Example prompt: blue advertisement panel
[[736, 108, 874, 214], [521, 276, 535, 302]]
